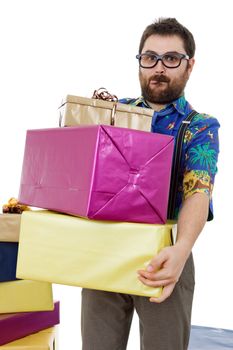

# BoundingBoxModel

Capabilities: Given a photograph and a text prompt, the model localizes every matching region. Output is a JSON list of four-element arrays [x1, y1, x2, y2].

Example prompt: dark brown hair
[[139, 18, 195, 58]]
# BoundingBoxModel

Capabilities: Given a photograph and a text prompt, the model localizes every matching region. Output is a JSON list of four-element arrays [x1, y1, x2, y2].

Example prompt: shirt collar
[[133, 95, 188, 116]]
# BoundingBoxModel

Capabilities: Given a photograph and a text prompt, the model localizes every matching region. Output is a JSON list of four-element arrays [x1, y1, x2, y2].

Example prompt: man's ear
[[187, 57, 195, 77]]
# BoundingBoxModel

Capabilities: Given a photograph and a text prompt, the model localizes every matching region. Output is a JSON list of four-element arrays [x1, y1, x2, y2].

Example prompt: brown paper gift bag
[[58, 90, 154, 132], [0, 214, 21, 242]]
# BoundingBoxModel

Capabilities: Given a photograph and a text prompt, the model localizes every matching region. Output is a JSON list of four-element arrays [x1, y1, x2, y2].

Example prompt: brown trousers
[[81, 254, 195, 350]]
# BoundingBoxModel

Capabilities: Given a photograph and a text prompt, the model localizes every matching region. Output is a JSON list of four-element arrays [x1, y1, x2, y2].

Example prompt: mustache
[[149, 75, 170, 83]]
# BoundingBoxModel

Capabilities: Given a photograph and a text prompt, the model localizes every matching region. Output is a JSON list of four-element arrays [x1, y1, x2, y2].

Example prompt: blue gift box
[[0, 242, 18, 282], [189, 325, 233, 349]]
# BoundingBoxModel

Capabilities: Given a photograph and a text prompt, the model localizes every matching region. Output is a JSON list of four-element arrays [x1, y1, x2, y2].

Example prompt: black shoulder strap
[[167, 110, 199, 220]]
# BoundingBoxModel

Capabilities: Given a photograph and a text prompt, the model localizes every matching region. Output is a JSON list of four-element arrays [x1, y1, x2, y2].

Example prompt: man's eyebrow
[[143, 50, 158, 55], [143, 50, 180, 55]]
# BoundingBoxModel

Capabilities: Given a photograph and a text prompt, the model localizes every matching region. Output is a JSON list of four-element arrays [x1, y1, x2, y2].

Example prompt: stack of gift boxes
[[0, 212, 60, 348], [15, 94, 176, 301], [1, 93, 176, 347]]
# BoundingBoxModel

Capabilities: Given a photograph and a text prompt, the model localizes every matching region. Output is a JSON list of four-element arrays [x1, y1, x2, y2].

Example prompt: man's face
[[139, 34, 195, 104]]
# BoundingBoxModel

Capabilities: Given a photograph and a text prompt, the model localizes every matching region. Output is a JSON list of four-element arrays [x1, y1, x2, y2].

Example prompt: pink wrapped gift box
[[0, 301, 59, 346], [19, 125, 174, 224]]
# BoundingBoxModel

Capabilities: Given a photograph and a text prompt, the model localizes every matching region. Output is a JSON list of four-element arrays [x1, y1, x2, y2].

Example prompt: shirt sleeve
[[182, 114, 220, 202]]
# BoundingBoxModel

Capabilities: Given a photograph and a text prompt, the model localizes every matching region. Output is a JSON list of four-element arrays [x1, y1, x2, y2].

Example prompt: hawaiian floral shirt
[[119, 95, 220, 220]]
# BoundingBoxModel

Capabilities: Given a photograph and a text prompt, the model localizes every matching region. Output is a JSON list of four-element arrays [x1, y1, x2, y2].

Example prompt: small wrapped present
[[59, 92, 154, 131], [0, 214, 21, 242], [0, 242, 18, 282], [18, 125, 174, 224], [0, 279, 53, 313], [0, 327, 57, 349], [17, 210, 173, 298], [189, 325, 233, 349], [0, 301, 59, 345]]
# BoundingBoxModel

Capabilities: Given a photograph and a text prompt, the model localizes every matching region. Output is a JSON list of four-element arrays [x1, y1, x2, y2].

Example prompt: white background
[[0, 0, 232, 348]]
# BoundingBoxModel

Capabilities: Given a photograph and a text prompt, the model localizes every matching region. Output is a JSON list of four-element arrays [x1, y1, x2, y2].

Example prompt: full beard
[[139, 69, 189, 104]]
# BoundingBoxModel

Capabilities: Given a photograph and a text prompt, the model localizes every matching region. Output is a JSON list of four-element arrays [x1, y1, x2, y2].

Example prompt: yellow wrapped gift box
[[17, 211, 173, 297], [0, 327, 56, 349], [0, 280, 54, 313], [0, 214, 21, 242]]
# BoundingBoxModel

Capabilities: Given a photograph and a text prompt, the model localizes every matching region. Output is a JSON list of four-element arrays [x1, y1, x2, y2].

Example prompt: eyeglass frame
[[136, 51, 190, 69]]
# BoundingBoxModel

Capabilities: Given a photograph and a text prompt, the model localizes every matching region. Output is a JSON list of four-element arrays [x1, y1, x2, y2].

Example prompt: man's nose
[[154, 58, 166, 74]]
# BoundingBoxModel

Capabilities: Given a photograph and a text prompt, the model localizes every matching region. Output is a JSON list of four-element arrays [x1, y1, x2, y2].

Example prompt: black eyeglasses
[[136, 52, 190, 69]]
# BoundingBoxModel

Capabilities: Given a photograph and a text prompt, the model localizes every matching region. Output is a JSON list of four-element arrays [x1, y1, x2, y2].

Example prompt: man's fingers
[[138, 274, 171, 287], [146, 248, 169, 272], [137, 268, 175, 283], [149, 283, 175, 303]]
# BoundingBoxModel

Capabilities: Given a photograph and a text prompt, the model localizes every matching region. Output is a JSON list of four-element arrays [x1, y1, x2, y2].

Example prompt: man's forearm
[[175, 192, 209, 258]]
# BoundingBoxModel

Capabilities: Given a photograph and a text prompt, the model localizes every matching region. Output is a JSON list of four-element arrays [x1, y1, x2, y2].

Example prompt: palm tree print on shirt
[[189, 143, 218, 175]]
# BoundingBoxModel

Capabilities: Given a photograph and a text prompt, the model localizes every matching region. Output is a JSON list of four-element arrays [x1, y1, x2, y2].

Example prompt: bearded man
[[81, 18, 220, 350]]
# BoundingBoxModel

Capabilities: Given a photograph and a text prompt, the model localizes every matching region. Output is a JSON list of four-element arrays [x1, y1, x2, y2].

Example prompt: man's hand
[[137, 244, 189, 303]]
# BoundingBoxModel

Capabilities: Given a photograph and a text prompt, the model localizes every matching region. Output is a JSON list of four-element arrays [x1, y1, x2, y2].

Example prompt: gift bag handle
[[92, 87, 118, 125]]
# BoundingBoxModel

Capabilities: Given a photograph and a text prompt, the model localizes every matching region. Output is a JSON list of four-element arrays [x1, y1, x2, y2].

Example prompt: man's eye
[[164, 54, 178, 62], [144, 55, 156, 61]]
